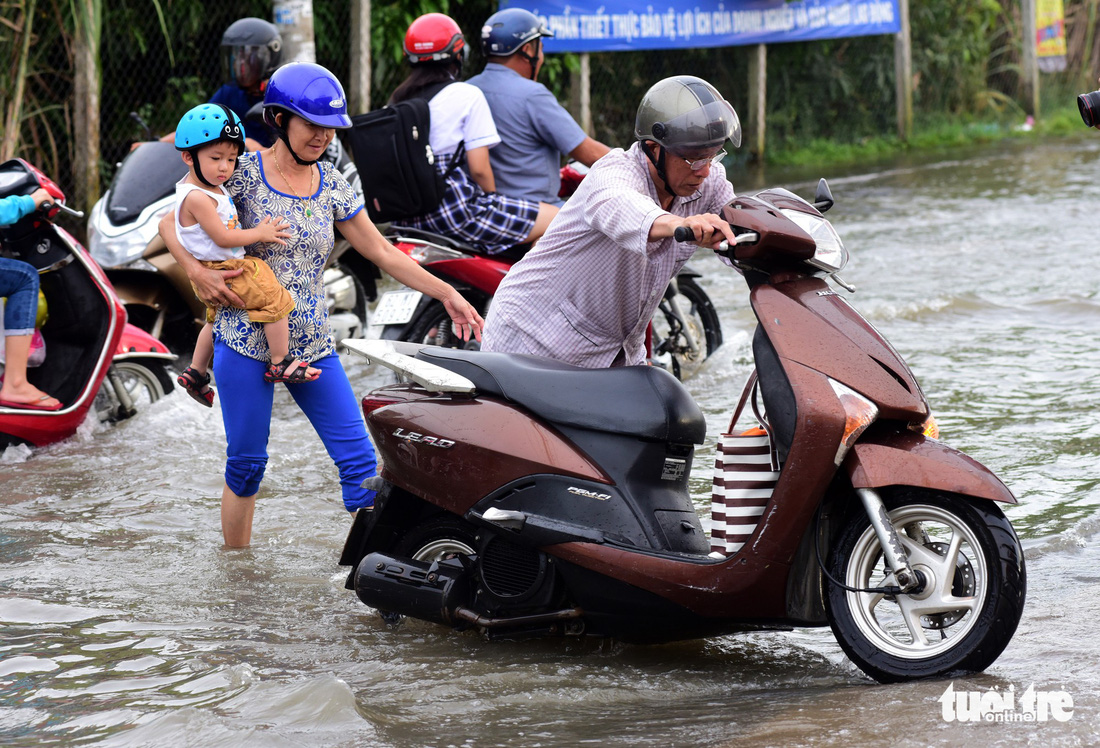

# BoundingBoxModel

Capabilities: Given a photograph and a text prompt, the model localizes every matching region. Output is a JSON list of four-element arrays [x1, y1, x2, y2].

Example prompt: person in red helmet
[[388, 13, 557, 255]]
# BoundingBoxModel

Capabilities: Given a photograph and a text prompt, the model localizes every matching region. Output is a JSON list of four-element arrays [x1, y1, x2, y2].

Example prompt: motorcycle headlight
[[780, 208, 848, 273], [323, 267, 357, 310]]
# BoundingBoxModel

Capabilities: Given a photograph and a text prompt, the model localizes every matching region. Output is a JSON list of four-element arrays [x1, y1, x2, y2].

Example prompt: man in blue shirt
[[468, 8, 610, 207]]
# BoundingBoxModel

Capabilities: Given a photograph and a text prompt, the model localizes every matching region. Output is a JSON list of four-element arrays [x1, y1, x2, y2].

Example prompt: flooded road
[[3, 135, 1099, 746]]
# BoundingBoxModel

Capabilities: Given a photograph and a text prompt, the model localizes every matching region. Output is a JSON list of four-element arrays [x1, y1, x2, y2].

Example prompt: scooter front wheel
[[824, 489, 1026, 683], [94, 360, 174, 423]]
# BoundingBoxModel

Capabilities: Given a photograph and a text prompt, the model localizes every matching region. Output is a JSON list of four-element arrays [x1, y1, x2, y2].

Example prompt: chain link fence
[[8, 1, 1100, 207]]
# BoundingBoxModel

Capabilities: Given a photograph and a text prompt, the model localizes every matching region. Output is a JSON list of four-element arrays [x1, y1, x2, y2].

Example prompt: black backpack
[[348, 81, 466, 223]]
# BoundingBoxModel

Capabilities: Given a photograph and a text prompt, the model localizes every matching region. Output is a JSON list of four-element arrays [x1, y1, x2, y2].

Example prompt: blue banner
[[501, 0, 901, 53]]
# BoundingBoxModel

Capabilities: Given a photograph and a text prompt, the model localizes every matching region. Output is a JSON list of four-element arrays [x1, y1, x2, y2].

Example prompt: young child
[[172, 103, 320, 407]]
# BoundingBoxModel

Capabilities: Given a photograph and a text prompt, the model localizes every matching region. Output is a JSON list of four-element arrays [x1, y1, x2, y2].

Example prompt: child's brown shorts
[[195, 257, 294, 324]]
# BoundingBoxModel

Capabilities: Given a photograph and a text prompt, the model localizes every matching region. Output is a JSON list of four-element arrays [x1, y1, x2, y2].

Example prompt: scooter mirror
[[814, 178, 834, 213]]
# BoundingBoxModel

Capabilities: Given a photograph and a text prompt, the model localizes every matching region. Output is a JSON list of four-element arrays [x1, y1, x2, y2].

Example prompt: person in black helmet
[[468, 8, 609, 207], [209, 17, 283, 149], [147, 17, 282, 151]]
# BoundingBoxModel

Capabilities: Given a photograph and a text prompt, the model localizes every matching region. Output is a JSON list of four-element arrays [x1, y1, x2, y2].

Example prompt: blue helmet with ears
[[481, 8, 553, 57], [175, 103, 246, 153]]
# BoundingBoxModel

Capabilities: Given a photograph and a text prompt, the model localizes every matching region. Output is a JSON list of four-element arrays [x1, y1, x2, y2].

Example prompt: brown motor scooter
[[338, 180, 1026, 683]]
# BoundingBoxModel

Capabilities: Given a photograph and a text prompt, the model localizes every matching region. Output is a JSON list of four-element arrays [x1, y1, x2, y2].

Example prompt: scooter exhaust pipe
[[353, 552, 470, 626]]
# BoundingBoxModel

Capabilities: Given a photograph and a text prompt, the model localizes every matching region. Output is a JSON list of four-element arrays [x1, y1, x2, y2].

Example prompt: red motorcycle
[[0, 159, 175, 448], [337, 179, 1025, 683]]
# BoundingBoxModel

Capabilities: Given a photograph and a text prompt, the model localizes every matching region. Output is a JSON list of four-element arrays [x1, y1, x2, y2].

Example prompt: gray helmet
[[634, 75, 741, 153]]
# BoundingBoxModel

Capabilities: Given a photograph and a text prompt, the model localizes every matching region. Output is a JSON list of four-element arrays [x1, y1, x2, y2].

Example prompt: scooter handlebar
[[674, 225, 759, 249], [41, 201, 84, 220]]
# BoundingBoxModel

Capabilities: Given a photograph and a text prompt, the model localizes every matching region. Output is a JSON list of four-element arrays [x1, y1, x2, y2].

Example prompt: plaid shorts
[[395, 156, 539, 255]]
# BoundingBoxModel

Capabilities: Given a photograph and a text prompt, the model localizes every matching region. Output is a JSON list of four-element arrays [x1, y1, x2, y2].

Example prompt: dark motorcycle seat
[[416, 347, 706, 444]]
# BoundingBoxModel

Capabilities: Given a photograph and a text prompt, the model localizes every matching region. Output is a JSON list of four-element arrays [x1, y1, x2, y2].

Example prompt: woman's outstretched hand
[[443, 290, 484, 342]]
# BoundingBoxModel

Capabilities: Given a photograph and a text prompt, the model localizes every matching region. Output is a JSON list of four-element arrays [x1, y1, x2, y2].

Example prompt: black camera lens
[[1078, 90, 1100, 127]]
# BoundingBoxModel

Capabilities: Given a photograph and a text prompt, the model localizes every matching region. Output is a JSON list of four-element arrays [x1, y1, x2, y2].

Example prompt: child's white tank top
[[174, 179, 243, 262]]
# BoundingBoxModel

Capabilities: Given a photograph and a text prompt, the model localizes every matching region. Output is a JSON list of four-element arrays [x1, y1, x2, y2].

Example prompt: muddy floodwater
[[2, 136, 1099, 747]]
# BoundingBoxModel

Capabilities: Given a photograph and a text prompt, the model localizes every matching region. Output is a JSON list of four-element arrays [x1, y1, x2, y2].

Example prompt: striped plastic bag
[[709, 371, 779, 556], [710, 428, 779, 556]]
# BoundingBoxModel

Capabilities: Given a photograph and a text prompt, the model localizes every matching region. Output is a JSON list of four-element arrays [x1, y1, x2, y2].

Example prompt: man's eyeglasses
[[677, 150, 726, 171]]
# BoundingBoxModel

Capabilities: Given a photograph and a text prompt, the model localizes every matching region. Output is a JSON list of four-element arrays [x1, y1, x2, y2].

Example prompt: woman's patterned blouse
[[215, 152, 364, 363]]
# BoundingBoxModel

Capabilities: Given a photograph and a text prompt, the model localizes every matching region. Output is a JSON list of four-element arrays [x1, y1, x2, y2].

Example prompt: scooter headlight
[[779, 208, 848, 273]]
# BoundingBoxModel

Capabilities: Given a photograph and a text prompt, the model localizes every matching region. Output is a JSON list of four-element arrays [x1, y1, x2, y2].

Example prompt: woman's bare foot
[[0, 381, 61, 409]]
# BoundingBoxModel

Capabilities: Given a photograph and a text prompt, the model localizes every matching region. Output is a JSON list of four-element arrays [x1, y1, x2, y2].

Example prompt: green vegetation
[[3, 0, 1100, 197], [765, 104, 1087, 169]]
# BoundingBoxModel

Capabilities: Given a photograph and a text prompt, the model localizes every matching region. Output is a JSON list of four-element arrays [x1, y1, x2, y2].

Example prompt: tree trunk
[[1, 0, 38, 162], [72, 0, 101, 215]]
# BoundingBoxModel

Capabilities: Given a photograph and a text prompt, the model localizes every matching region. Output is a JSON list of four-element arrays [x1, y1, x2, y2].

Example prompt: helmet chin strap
[[643, 143, 676, 200], [279, 133, 318, 166], [188, 149, 217, 187], [272, 111, 319, 166], [519, 39, 540, 80]]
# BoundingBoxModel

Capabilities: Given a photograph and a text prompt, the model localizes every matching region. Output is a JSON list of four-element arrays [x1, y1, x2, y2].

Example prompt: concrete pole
[[746, 44, 766, 161], [273, 0, 316, 63], [1021, 0, 1040, 116], [894, 0, 912, 141], [579, 52, 593, 135], [349, 0, 371, 113]]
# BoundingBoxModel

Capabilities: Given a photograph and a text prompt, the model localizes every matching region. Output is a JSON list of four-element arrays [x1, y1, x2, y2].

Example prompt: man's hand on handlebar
[[671, 213, 737, 249]]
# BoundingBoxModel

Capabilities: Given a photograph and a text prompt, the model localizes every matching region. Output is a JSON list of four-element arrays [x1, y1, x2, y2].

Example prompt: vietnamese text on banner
[[500, 0, 902, 53]]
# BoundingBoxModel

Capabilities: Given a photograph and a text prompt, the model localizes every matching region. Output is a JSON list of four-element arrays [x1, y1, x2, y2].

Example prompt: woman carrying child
[[160, 62, 484, 547], [171, 103, 310, 408]]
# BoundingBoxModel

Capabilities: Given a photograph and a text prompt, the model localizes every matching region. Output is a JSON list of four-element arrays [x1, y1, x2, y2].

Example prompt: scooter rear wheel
[[394, 515, 478, 562], [824, 489, 1026, 683], [376, 516, 478, 626], [404, 301, 481, 350]]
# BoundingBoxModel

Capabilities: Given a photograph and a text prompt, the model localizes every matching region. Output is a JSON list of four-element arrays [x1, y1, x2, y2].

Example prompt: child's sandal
[[177, 366, 215, 407], [264, 355, 321, 384]]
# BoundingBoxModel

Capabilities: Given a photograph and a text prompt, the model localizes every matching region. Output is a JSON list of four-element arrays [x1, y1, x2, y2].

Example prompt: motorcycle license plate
[[370, 290, 422, 326]]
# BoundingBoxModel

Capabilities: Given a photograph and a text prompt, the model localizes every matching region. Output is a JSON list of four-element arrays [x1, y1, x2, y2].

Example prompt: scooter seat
[[416, 348, 706, 444]]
